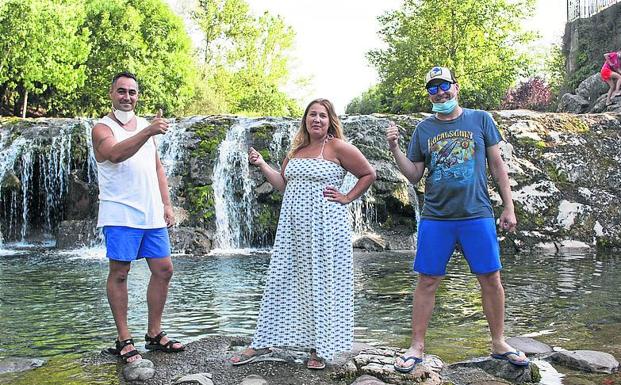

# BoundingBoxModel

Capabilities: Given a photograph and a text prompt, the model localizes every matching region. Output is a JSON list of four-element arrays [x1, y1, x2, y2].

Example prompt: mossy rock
[[190, 118, 233, 158], [187, 185, 216, 223]]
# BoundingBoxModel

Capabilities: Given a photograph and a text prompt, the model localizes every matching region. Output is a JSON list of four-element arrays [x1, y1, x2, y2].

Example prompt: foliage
[[346, 85, 383, 114], [364, 0, 537, 113], [71, 0, 197, 117], [0, 0, 90, 116], [501, 76, 553, 111], [187, 0, 301, 117], [0, 0, 196, 117]]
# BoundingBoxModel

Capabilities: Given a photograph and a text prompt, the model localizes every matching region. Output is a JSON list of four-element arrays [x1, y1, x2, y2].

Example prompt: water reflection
[[0, 249, 619, 382]]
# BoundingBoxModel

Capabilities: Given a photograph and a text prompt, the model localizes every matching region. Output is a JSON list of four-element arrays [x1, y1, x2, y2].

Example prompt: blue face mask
[[431, 97, 458, 114]]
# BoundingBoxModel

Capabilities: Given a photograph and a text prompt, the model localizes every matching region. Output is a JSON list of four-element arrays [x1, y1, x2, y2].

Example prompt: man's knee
[[151, 260, 174, 281], [109, 262, 131, 282], [478, 271, 503, 293], [416, 274, 443, 293]]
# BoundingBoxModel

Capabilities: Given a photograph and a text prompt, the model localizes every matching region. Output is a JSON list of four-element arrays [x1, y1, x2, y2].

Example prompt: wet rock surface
[[0, 357, 45, 374], [546, 350, 620, 374], [505, 337, 553, 355]]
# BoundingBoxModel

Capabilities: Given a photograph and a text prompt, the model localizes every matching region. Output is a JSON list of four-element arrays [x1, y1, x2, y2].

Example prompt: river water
[[0, 247, 619, 384]]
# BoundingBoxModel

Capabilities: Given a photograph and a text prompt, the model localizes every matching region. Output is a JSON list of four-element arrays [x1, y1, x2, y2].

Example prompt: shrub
[[501, 76, 553, 111]]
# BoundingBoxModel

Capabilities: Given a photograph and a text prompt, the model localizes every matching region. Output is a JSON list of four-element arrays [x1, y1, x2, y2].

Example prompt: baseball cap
[[425, 66, 456, 87]]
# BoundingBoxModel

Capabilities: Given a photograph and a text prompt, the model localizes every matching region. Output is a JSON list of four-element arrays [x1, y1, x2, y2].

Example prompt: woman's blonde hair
[[287, 98, 345, 158]]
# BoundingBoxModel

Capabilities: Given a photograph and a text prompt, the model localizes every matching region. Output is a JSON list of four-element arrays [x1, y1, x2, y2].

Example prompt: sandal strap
[[116, 338, 135, 351], [120, 348, 140, 363], [164, 339, 179, 348], [145, 331, 167, 344]]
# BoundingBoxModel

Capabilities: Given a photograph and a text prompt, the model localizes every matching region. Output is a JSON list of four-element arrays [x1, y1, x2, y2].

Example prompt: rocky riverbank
[[75, 336, 619, 385]]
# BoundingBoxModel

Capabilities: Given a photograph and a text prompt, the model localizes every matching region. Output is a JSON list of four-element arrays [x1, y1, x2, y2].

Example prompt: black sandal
[[104, 338, 142, 364], [145, 331, 184, 353]]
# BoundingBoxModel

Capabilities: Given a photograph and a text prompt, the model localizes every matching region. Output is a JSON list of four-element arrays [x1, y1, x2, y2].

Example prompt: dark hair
[[111, 71, 139, 88]]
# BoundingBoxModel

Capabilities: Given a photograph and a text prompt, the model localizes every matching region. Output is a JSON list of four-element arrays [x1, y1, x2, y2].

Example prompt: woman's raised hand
[[248, 147, 265, 166]]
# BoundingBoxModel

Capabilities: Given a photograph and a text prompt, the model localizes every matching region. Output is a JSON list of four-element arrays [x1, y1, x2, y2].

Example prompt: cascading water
[[211, 118, 299, 250], [341, 172, 377, 237], [211, 119, 256, 250], [0, 121, 76, 246]]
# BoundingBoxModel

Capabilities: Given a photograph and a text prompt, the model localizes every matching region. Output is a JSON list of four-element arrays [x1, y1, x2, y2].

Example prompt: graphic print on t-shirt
[[428, 130, 475, 183]]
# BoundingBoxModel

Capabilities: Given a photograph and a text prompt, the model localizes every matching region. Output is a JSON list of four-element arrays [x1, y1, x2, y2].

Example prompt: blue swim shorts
[[414, 217, 501, 276], [103, 226, 171, 262]]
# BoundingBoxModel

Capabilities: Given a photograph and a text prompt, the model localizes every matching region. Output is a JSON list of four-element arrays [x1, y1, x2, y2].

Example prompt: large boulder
[[547, 350, 620, 374], [576, 73, 609, 105], [557, 93, 590, 113]]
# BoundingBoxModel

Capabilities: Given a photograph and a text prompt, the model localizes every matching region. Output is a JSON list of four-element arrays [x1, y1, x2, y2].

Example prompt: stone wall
[[563, 2, 621, 90]]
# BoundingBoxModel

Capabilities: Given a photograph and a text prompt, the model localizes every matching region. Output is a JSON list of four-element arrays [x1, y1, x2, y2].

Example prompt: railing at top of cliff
[[568, 0, 620, 21]]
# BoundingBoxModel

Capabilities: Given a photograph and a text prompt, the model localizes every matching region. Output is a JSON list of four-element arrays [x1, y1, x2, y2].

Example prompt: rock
[[174, 372, 214, 385], [169, 226, 212, 255], [0, 170, 20, 191], [239, 374, 268, 385], [547, 350, 620, 374], [55, 219, 99, 249], [65, 171, 96, 220], [576, 73, 609, 105], [0, 357, 45, 374], [122, 358, 155, 381], [506, 337, 553, 355], [448, 356, 540, 384], [353, 233, 387, 251], [441, 365, 512, 385], [351, 374, 388, 384], [557, 93, 590, 113], [334, 347, 443, 385]]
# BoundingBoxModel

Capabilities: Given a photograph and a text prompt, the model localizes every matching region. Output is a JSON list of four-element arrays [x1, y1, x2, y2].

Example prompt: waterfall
[[211, 119, 256, 250], [341, 173, 377, 237], [0, 121, 76, 245], [211, 118, 298, 250]]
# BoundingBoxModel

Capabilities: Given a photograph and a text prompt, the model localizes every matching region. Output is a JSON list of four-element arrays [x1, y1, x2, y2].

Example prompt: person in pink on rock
[[601, 50, 621, 106]]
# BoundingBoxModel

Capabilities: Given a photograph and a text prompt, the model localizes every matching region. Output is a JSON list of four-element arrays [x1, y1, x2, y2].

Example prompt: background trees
[[0, 0, 90, 117], [189, 0, 300, 116], [348, 0, 537, 114], [0, 0, 300, 117]]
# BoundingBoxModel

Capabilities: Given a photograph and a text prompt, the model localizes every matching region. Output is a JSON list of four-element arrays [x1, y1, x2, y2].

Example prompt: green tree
[[73, 0, 196, 116], [366, 0, 537, 113], [189, 0, 301, 116], [346, 85, 383, 114], [0, 0, 90, 117]]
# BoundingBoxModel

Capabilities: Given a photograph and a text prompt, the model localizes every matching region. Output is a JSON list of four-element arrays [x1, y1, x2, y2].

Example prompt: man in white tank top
[[92, 72, 184, 364]]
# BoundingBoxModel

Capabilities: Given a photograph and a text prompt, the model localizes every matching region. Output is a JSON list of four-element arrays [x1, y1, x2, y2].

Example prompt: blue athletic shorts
[[103, 226, 171, 262], [414, 217, 501, 276]]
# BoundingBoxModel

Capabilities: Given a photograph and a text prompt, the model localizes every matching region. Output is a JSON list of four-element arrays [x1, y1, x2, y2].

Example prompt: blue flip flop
[[491, 351, 530, 366], [394, 355, 423, 373]]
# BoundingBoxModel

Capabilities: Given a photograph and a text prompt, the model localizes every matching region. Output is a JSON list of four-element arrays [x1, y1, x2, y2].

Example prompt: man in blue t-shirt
[[387, 67, 529, 372]]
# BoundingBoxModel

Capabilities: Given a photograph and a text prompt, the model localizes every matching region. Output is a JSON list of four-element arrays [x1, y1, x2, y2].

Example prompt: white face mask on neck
[[112, 108, 135, 124]]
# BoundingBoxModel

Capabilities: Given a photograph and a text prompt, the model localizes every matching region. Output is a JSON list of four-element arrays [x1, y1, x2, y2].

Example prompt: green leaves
[[357, 0, 536, 113], [188, 0, 300, 117], [0, 0, 300, 117], [0, 0, 89, 115]]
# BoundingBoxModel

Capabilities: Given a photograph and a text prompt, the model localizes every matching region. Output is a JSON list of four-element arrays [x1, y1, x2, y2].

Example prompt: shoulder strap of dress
[[318, 134, 333, 159], [317, 138, 327, 159]]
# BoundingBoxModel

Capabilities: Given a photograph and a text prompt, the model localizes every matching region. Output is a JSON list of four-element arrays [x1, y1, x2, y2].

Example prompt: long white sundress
[[250, 145, 354, 360]]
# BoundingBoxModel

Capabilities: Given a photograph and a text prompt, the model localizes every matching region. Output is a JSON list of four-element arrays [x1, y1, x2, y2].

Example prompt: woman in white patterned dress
[[230, 98, 376, 369]]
